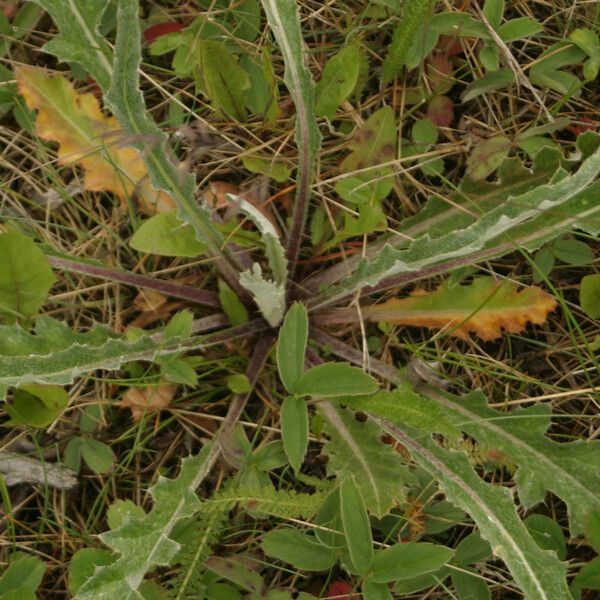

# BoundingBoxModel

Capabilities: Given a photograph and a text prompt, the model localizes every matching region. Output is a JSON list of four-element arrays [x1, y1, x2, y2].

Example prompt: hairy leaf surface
[[379, 420, 572, 600], [75, 446, 217, 599], [431, 389, 600, 536], [319, 403, 409, 518], [0, 317, 194, 401]]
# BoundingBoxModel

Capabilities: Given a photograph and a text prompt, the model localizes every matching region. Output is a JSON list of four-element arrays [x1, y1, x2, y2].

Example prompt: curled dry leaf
[[116, 381, 177, 421], [15, 65, 175, 215]]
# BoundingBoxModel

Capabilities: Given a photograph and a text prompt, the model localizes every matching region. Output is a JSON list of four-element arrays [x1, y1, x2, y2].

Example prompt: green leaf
[[466, 135, 511, 181], [295, 363, 378, 397], [105, 0, 229, 277], [164, 310, 193, 340], [454, 532, 492, 566], [320, 404, 409, 518], [277, 302, 308, 393], [315, 41, 361, 118], [65, 437, 83, 472], [451, 569, 491, 600], [379, 420, 572, 600], [430, 389, 600, 536], [260, 0, 321, 250], [281, 396, 308, 471], [585, 510, 600, 553], [572, 557, 600, 592], [462, 68, 515, 102], [130, 212, 207, 258], [0, 227, 56, 323], [80, 439, 114, 474], [218, 279, 249, 327], [532, 247, 555, 283], [340, 477, 373, 573], [260, 529, 337, 571], [239, 263, 285, 327], [497, 17, 542, 42], [160, 358, 198, 386], [204, 557, 264, 594], [393, 568, 449, 595], [226, 374, 251, 394], [75, 444, 216, 599], [479, 42, 500, 71], [29, 0, 113, 91], [370, 542, 453, 583], [194, 39, 250, 121], [338, 106, 396, 199], [0, 316, 195, 403], [524, 514, 567, 560], [0, 556, 45, 594], [580, 274, 600, 319], [6, 383, 69, 427], [483, 0, 504, 29], [68, 549, 116, 596], [333, 383, 460, 438], [412, 118, 438, 145], [105, 501, 145, 531], [551, 238, 594, 266], [381, 0, 435, 81], [322, 144, 600, 304], [242, 156, 291, 183], [362, 578, 392, 600]]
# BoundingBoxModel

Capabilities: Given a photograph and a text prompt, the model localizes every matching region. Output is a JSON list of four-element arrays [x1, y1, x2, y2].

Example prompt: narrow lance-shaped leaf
[[429, 388, 600, 536], [305, 147, 563, 292], [277, 302, 308, 392], [378, 419, 572, 600], [260, 0, 321, 264], [105, 0, 235, 273], [0, 317, 199, 402], [322, 146, 600, 303]]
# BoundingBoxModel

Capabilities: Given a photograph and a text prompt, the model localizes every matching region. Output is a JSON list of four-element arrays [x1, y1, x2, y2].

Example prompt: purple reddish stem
[[48, 255, 221, 309]]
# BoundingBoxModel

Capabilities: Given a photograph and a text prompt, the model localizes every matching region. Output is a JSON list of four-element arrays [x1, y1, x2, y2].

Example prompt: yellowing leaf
[[15, 66, 174, 215], [361, 278, 557, 340]]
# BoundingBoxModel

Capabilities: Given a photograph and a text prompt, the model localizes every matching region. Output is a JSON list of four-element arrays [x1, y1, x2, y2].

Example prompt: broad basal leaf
[[337, 106, 396, 204], [260, 0, 321, 263], [319, 403, 409, 518], [379, 419, 572, 600], [129, 211, 208, 257], [359, 277, 557, 340], [0, 316, 194, 402], [0, 226, 55, 323], [315, 41, 361, 118], [194, 39, 250, 122], [75, 445, 216, 599], [15, 66, 174, 215], [431, 389, 600, 536]]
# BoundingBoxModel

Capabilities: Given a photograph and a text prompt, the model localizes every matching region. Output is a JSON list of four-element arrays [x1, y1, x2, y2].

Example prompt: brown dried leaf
[[117, 381, 177, 421]]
